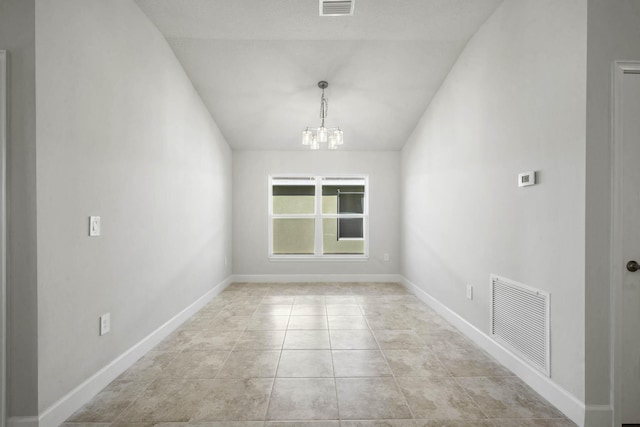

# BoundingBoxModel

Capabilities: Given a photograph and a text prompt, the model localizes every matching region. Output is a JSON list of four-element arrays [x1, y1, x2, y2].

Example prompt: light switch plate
[[518, 171, 536, 187], [89, 216, 101, 236]]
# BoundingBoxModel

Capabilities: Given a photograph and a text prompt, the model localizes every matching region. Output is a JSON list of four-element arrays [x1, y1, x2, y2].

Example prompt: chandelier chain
[[320, 90, 328, 127]]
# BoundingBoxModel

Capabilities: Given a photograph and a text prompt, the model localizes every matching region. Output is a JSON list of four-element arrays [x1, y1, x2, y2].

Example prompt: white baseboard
[[7, 417, 38, 427], [233, 274, 403, 283], [401, 276, 588, 427], [26, 276, 233, 427], [584, 405, 612, 427]]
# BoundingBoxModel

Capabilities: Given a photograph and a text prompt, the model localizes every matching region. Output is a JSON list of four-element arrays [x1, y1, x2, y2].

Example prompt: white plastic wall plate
[[89, 216, 101, 236], [518, 171, 536, 187]]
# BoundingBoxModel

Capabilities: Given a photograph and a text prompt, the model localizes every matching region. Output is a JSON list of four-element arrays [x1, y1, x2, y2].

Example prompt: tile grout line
[[366, 310, 418, 423], [262, 297, 291, 423], [327, 301, 343, 424]]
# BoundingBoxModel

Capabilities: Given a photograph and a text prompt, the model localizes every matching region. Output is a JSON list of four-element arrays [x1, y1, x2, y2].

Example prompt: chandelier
[[302, 81, 344, 150]]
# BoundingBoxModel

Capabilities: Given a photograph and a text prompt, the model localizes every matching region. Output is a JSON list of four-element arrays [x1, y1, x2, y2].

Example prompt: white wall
[[233, 150, 400, 277], [584, 0, 640, 413], [0, 0, 39, 417], [35, 0, 232, 412], [401, 0, 587, 401]]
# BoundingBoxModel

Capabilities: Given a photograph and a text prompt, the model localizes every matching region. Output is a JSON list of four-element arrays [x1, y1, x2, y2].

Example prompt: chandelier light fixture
[[302, 81, 343, 150]]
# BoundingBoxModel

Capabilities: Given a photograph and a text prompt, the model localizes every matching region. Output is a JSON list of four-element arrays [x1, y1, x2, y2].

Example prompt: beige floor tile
[[491, 419, 577, 427], [383, 349, 450, 377], [180, 330, 242, 351], [208, 315, 252, 331], [115, 377, 213, 422], [329, 330, 378, 350], [182, 315, 220, 330], [341, 421, 416, 427], [216, 351, 280, 378], [267, 378, 338, 420], [287, 315, 328, 330], [432, 347, 512, 377], [283, 330, 330, 349], [247, 315, 290, 331], [277, 350, 333, 377], [266, 422, 338, 427], [161, 350, 229, 379], [192, 378, 274, 421], [420, 329, 475, 353], [397, 377, 486, 421], [358, 304, 401, 317], [190, 422, 265, 427], [235, 330, 286, 350], [414, 421, 494, 427], [326, 305, 362, 315], [291, 305, 326, 315], [365, 315, 410, 330], [117, 351, 178, 382], [262, 296, 296, 305], [332, 350, 391, 377], [67, 378, 152, 423], [324, 296, 358, 305], [218, 305, 260, 317], [154, 330, 192, 351], [336, 378, 412, 420], [110, 423, 187, 427], [456, 377, 564, 419], [256, 305, 293, 315], [327, 316, 369, 330], [62, 424, 112, 427], [373, 330, 425, 349], [187, 421, 264, 427], [293, 295, 326, 305]]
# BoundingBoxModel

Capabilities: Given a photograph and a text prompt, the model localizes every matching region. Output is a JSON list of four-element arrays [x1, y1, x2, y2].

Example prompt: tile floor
[[64, 282, 576, 427]]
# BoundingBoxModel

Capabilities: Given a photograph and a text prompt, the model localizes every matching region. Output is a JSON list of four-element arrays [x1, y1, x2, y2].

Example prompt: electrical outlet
[[224, 256, 228, 266], [383, 253, 390, 262], [100, 313, 111, 336], [466, 285, 473, 300]]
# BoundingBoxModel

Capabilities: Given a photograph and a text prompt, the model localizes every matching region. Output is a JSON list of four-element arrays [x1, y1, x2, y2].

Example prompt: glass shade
[[334, 129, 344, 145], [317, 127, 328, 143], [302, 129, 313, 145], [310, 137, 320, 150], [328, 136, 338, 150]]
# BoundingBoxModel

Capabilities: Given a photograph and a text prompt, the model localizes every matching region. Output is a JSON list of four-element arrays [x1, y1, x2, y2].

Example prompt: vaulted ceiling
[[134, 0, 503, 150]]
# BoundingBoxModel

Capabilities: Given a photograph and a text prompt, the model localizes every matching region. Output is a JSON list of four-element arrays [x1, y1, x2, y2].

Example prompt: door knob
[[627, 260, 640, 272]]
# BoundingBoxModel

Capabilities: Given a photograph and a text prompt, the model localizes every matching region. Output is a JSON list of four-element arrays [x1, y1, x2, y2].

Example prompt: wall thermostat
[[518, 171, 536, 187]]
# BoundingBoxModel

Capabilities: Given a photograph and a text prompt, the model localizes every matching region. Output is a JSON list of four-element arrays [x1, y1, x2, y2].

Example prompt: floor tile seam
[[449, 375, 494, 421], [427, 348, 456, 378], [105, 348, 185, 424], [327, 337, 342, 422], [211, 325, 248, 380], [371, 330, 418, 421], [264, 343, 287, 421]]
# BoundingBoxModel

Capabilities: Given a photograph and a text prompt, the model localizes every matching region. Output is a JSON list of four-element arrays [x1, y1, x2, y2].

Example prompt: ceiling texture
[[134, 0, 503, 151]]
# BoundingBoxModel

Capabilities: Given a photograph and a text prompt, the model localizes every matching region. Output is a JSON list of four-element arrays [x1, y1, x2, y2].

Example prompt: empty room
[[1, 0, 640, 426]]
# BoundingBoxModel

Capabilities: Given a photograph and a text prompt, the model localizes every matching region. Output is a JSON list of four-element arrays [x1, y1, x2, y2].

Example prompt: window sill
[[269, 255, 369, 262]]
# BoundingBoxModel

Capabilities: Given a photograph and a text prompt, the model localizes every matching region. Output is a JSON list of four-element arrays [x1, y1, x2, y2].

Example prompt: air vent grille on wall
[[320, 0, 354, 16], [490, 274, 550, 376]]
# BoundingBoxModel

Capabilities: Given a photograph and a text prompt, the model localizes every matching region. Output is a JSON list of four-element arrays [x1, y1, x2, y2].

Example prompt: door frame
[[0, 49, 7, 427], [611, 60, 640, 427]]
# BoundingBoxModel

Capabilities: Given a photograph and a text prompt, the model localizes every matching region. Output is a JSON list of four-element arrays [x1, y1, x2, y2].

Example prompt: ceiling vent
[[320, 0, 354, 16]]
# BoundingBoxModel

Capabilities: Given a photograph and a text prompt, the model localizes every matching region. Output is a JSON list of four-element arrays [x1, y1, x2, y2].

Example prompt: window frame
[[268, 174, 369, 261]]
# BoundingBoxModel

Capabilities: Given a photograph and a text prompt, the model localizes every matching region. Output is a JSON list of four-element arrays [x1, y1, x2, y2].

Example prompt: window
[[269, 176, 368, 258]]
